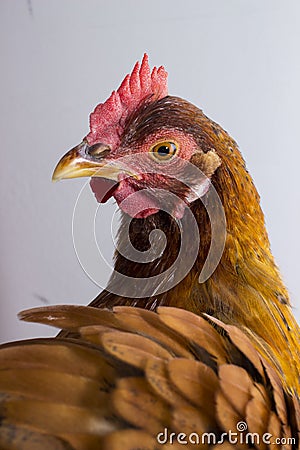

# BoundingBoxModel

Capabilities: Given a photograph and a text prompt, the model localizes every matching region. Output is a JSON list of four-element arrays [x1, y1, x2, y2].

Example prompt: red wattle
[[90, 178, 118, 203]]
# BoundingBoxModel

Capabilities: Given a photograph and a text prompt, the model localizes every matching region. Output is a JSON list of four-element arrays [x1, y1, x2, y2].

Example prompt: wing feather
[[0, 305, 298, 449]]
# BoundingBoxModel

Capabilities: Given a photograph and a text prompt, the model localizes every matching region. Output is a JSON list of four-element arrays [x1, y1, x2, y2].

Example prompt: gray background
[[1, 0, 299, 342]]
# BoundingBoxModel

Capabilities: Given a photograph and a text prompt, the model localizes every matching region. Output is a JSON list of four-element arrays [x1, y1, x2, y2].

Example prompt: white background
[[1, 0, 299, 342]]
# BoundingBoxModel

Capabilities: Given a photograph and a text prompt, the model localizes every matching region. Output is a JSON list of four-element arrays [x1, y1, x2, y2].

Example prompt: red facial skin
[[89, 129, 203, 219]]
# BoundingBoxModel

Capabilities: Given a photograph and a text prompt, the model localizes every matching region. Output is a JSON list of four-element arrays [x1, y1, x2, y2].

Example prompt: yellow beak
[[52, 141, 127, 182]]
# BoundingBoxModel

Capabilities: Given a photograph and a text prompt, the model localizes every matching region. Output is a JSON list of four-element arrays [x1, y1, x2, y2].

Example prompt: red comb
[[86, 54, 168, 148]]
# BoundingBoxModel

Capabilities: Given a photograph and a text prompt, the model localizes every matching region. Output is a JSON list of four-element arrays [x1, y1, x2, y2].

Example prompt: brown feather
[[101, 330, 172, 369], [218, 365, 252, 417], [0, 305, 298, 449]]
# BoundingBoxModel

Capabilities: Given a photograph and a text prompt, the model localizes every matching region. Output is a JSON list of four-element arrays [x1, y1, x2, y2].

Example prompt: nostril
[[86, 143, 111, 158]]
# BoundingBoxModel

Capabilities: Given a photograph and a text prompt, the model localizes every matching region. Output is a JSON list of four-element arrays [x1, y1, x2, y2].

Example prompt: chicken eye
[[150, 142, 178, 161]]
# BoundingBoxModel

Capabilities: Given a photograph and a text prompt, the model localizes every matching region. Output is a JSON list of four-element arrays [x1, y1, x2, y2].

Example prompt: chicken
[[0, 55, 299, 449]]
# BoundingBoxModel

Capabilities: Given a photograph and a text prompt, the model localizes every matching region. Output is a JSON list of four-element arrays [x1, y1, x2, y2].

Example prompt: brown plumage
[[0, 55, 299, 449]]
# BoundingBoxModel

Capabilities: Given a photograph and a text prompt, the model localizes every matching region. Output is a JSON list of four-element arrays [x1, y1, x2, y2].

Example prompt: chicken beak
[[52, 141, 127, 182]]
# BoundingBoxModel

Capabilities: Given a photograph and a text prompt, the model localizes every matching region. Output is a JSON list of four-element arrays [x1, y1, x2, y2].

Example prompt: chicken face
[[53, 56, 221, 218]]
